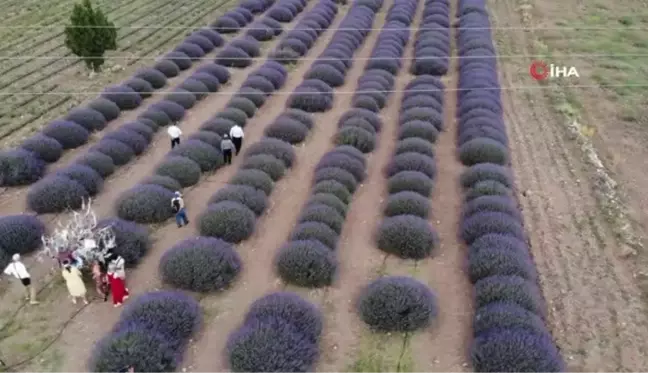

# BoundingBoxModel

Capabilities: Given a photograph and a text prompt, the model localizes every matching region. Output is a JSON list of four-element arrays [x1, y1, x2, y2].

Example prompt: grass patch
[[347, 331, 411, 372], [0, 279, 70, 369], [372, 255, 389, 277], [406, 261, 421, 277], [536, 0, 648, 122]]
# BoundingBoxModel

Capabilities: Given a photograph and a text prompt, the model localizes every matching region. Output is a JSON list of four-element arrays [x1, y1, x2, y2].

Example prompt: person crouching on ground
[[61, 259, 88, 305], [229, 124, 244, 154], [171, 191, 188, 227], [167, 122, 182, 149], [3, 254, 38, 304], [220, 134, 235, 165]]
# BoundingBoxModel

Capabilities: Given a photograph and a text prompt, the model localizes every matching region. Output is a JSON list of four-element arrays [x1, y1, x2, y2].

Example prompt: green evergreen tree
[[64, 0, 117, 72]]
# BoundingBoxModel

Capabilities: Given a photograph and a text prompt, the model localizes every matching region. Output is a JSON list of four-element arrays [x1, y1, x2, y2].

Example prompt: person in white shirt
[[167, 123, 182, 149], [3, 254, 38, 304], [229, 125, 244, 154]]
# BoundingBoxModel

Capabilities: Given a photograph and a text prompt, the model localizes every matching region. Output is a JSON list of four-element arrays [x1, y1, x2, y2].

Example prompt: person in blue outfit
[[171, 191, 188, 227]]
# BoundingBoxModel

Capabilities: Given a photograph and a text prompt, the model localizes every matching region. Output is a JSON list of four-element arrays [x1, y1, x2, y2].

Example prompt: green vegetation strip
[[0, 0, 130, 55], [0, 0, 180, 86], [349, 333, 413, 372]]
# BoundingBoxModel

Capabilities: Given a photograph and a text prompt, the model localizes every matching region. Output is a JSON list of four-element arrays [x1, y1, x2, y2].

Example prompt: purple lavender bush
[[275, 239, 337, 287], [116, 184, 174, 223], [0, 214, 46, 255], [20, 134, 63, 163], [27, 176, 89, 213], [198, 201, 256, 243], [358, 276, 437, 332], [42, 120, 89, 149], [376, 214, 438, 259], [208, 185, 268, 216], [159, 236, 242, 292], [65, 107, 107, 132], [96, 218, 150, 268], [113, 290, 201, 350]]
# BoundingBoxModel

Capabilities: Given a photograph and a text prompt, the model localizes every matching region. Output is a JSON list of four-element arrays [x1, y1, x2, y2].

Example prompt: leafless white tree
[[39, 199, 116, 268]]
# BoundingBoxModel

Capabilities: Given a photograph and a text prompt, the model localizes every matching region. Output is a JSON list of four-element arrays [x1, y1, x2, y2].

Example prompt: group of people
[[2, 249, 130, 308], [166, 122, 246, 228], [89, 249, 130, 307], [167, 121, 244, 165]]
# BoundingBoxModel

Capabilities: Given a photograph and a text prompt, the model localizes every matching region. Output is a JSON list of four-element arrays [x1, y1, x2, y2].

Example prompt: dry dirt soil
[[490, 0, 648, 370], [1, 0, 648, 371]]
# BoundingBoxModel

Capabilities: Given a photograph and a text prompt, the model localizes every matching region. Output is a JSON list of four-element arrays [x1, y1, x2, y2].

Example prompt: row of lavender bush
[[214, 0, 277, 33], [152, 1, 340, 371], [114, 59, 292, 224], [283, 0, 380, 114], [454, 0, 564, 371], [216, 0, 308, 68], [0, 0, 271, 187], [276, 0, 440, 340], [0, 0, 272, 292], [409, 0, 450, 75], [86, 2, 304, 370], [20, 1, 280, 213], [113, 0, 324, 225], [24, 64, 232, 214], [88, 290, 202, 371], [156, 0, 337, 292], [224, 0, 388, 368], [274, 0, 396, 289], [226, 292, 324, 372], [374, 0, 447, 264], [353, 0, 442, 336]]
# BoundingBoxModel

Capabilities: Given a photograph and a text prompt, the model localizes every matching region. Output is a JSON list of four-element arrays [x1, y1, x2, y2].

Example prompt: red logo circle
[[529, 61, 549, 80]]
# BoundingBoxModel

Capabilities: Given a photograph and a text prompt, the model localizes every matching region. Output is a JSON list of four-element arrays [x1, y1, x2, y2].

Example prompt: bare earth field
[[490, 0, 648, 370], [0, 0, 239, 147], [0, 0, 648, 371]]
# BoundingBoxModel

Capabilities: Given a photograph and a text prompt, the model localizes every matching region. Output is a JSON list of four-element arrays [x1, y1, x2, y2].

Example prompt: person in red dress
[[107, 256, 129, 307]]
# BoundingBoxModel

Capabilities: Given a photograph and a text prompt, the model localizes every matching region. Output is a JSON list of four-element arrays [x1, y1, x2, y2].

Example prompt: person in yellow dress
[[61, 260, 88, 304]]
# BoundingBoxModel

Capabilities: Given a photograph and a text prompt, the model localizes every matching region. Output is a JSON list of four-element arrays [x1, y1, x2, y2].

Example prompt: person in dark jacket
[[220, 134, 235, 165], [171, 191, 188, 227]]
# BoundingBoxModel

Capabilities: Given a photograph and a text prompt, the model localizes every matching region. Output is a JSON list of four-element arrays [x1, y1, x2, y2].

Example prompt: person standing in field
[[229, 124, 244, 154], [92, 260, 109, 301], [107, 261, 129, 307], [167, 122, 182, 149], [61, 259, 88, 305], [3, 254, 38, 304], [171, 191, 188, 227], [220, 134, 235, 165]]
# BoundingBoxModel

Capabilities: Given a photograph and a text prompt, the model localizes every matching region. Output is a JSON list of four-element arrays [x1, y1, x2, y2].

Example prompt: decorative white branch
[[39, 198, 116, 267]]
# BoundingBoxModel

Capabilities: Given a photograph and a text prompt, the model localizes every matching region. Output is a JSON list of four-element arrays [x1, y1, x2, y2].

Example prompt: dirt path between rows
[[267, 3, 395, 371], [490, 0, 648, 370], [408, 0, 472, 368]]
